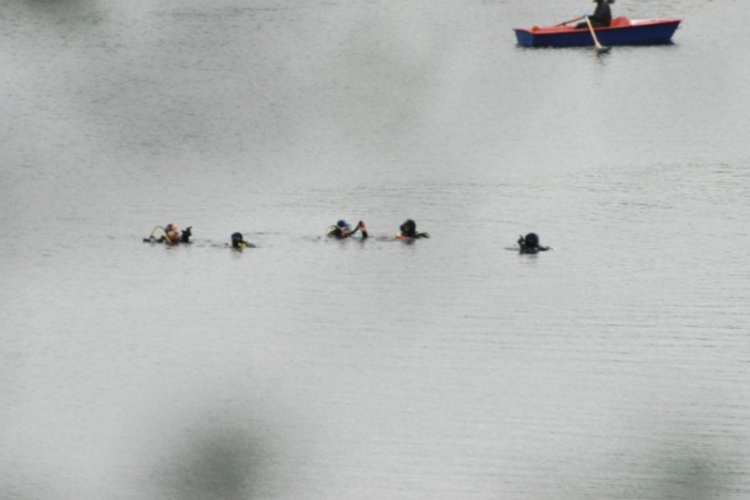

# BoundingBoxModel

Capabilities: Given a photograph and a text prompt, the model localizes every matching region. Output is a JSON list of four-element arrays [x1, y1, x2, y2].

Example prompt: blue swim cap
[[337, 220, 349, 229]]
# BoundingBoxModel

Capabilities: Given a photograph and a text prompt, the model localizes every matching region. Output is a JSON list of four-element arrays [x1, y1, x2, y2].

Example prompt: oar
[[556, 15, 584, 26], [585, 17, 610, 53]]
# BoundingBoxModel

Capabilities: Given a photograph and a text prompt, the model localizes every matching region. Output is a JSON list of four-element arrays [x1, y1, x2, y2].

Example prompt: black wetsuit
[[592, 0, 612, 26], [518, 234, 549, 254], [397, 219, 429, 240], [577, 0, 611, 28], [398, 231, 429, 240], [519, 244, 549, 254]]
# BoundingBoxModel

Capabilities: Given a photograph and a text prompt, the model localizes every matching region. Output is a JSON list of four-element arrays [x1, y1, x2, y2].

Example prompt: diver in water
[[230, 232, 256, 251], [576, 0, 613, 29], [396, 219, 429, 240], [144, 224, 192, 244], [518, 233, 549, 254], [327, 220, 368, 239], [162, 224, 191, 244]]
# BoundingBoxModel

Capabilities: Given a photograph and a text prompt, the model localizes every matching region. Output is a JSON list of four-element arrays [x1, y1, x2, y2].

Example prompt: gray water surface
[[2, 0, 750, 498]]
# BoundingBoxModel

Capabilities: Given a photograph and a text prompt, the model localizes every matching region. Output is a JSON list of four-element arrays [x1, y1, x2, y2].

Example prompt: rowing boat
[[514, 17, 681, 48]]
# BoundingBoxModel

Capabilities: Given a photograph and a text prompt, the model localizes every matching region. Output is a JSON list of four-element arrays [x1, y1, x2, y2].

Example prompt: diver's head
[[400, 219, 416, 237], [337, 220, 351, 232], [164, 223, 181, 243], [524, 232, 539, 248], [231, 232, 243, 244]]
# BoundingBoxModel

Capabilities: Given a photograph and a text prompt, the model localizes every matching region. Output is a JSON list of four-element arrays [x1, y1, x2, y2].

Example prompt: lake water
[[2, 0, 750, 498]]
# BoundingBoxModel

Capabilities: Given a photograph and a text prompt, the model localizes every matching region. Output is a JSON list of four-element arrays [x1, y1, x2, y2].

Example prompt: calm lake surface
[[2, 0, 750, 498]]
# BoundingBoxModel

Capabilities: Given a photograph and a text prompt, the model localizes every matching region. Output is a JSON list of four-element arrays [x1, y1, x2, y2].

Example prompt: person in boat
[[144, 224, 192, 244], [396, 219, 429, 240], [518, 233, 549, 254], [576, 0, 613, 29], [327, 220, 368, 239], [230, 232, 255, 250]]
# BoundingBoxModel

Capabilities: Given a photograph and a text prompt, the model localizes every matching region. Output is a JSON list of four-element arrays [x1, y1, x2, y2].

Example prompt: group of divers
[[143, 220, 550, 254]]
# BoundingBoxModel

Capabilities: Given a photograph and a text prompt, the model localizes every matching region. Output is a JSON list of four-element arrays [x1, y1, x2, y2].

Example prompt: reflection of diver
[[327, 220, 368, 239], [396, 219, 429, 240], [518, 233, 549, 254], [144, 224, 192, 244], [230, 232, 256, 251]]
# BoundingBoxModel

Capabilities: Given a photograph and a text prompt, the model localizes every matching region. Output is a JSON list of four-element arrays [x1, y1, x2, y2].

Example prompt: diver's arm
[[357, 221, 368, 239]]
